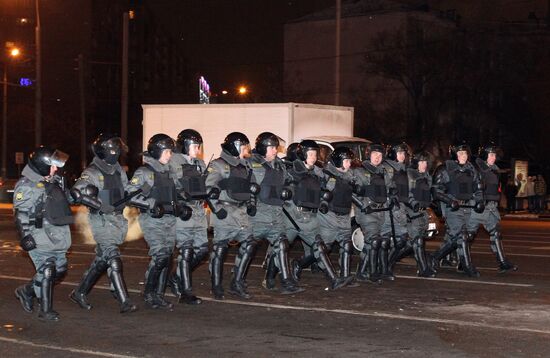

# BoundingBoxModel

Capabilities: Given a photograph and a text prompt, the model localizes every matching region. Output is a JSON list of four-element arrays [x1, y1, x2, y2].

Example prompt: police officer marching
[[14, 147, 72, 321], [69, 134, 138, 314], [205, 132, 259, 300], [168, 129, 211, 305], [431, 141, 485, 277], [127, 134, 191, 310], [469, 143, 518, 273]]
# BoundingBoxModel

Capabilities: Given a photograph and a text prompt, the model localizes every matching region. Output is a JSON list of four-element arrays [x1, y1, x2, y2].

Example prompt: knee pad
[[241, 239, 257, 255], [41, 259, 57, 280], [394, 236, 407, 249], [194, 244, 209, 260], [278, 236, 290, 252], [213, 241, 229, 256], [371, 237, 382, 250], [179, 246, 194, 261], [380, 237, 391, 250], [109, 257, 123, 272], [341, 240, 352, 254], [104, 247, 121, 262]]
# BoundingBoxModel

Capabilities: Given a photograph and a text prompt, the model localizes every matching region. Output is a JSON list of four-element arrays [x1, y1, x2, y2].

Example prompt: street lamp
[[2, 46, 21, 179], [238, 86, 247, 95]]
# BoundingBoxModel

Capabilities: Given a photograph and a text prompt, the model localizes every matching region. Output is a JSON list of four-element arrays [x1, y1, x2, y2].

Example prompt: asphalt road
[[1, 206, 549, 357]]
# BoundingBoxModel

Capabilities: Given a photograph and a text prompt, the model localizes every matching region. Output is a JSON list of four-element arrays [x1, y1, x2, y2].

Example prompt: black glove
[[177, 203, 193, 221], [474, 201, 485, 214], [321, 190, 333, 202], [319, 202, 329, 214], [208, 187, 221, 200], [246, 203, 257, 217], [390, 197, 400, 210], [410, 200, 420, 213], [20, 234, 36, 252], [214, 208, 228, 220], [150, 204, 165, 218], [280, 188, 293, 201]]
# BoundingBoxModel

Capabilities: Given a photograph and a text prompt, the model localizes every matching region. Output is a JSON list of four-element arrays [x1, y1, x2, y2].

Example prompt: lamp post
[[35, 0, 42, 147], [2, 46, 21, 180]]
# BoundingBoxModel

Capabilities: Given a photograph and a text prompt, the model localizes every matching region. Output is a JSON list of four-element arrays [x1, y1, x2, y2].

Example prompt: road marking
[[0, 336, 139, 358], [394, 274, 533, 287], [5, 274, 543, 336]]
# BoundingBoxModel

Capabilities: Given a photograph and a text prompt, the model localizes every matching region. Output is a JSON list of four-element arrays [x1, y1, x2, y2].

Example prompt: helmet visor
[[48, 150, 69, 168]]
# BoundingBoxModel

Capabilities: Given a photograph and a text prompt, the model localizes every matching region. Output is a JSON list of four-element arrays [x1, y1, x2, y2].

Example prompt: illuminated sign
[[19, 78, 32, 87], [199, 76, 210, 104]]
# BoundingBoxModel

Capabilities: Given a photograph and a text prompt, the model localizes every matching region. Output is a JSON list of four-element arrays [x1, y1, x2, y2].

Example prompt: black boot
[[368, 238, 383, 283], [228, 239, 257, 299], [178, 247, 202, 305], [108, 258, 138, 313], [458, 233, 480, 278], [15, 281, 35, 313], [491, 232, 518, 273], [69, 259, 108, 310], [277, 238, 304, 294], [388, 236, 407, 268], [144, 256, 172, 310], [262, 252, 278, 290], [379, 237, 395, 281], [431, 239, 458, 271], [339, 241, 359, 288], [413, 237, 436, 277], [210, 243, 228, 300], [314, 240, 352, 290], [291, 254, 316, 282], [38, 263, 59, 321], [155, 265, 174, 309]]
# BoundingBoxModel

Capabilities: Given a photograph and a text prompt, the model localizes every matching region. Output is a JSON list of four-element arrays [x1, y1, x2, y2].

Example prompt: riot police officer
[[128, 134, 190, 309], [382, 142, 411, 280], [206, 132, 259, 300], [69, 134, 137, 313], [319, 147, 357, 284], [168, 129, 211, 305], [469, 143, 517, 273], [288, 140, 351, 290], [403, 151, 437, 277], [250, 132, 303, 294], [14, 147, 72, 321], [352, 143, 394, 283], [432, 141, 484, 277]]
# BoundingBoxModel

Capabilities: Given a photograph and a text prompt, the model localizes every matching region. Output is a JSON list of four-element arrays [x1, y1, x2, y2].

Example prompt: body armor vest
[[146, 165, 177, 208], [219, 160, 251, 202], [91, 164, 124, 211], [394, 169, 409, 202], [180, 162, 207, 199], [480, 167, 500, 201], [446, 164, 474, 200], [328, 176, 353, 215], [258, 162, 285, 206], [43, 182, 73, 225], [365, 173, 388, 203], [412, 176, 432, 208], [293, 172, 321, 209]]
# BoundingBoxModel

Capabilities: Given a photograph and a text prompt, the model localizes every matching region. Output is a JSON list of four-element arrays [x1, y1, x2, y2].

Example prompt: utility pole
[[35, 0, 42, 146], [2, 65, 7, 179], [335, 0, 341, 106], [121, 11, 129, 165], [78, 54, 87, 170]]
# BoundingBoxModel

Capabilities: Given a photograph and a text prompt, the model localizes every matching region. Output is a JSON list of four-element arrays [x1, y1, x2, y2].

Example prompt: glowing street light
[[10, 47, 21, 57], [238, 86, 247, 95], [221, 90, 228, 95]]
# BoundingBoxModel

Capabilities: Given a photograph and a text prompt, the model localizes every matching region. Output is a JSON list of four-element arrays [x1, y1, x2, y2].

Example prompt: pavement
[[0, 206, 550, 357]]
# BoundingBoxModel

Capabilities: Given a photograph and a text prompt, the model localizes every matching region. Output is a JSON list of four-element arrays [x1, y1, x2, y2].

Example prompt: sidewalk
[[501, 210, 550, 221]]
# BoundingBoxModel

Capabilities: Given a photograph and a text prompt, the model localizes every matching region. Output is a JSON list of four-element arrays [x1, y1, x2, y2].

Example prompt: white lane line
[[0, 336, 139, 358], [394, 275, 533, 287], [0, 275, 546, 336]]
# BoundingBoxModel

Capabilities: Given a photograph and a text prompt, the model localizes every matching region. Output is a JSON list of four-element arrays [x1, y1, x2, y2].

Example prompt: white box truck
[[141, 103, 354, 161]]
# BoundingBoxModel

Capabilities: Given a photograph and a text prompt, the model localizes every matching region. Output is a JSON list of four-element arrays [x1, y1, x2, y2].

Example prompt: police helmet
[[296, 140, 320, 161], [221, 132, 249, 157], [285, 143, 300, 162], [449, 140, 471, 160], [92, 133, 127, 165], [366, 143, 386, 159], [386, 142, 411, 162], [478, 142, 499, 161], [411, 151, 432, 170], [177, 129, 203, 155], [29, 146, 69, 176], [330, 147, 355, 168], [147, 133, 175, 160], [254, 132, 280, 157]]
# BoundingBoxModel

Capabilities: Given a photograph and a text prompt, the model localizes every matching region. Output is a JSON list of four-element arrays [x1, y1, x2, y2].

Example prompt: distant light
[[129, 10, 135, 19], [222, 90, 228, 95], [238, 86, 247, 95], [18, 18, 29, 24], [19, 78, 32, 87], [10, 48, 20, 57]]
